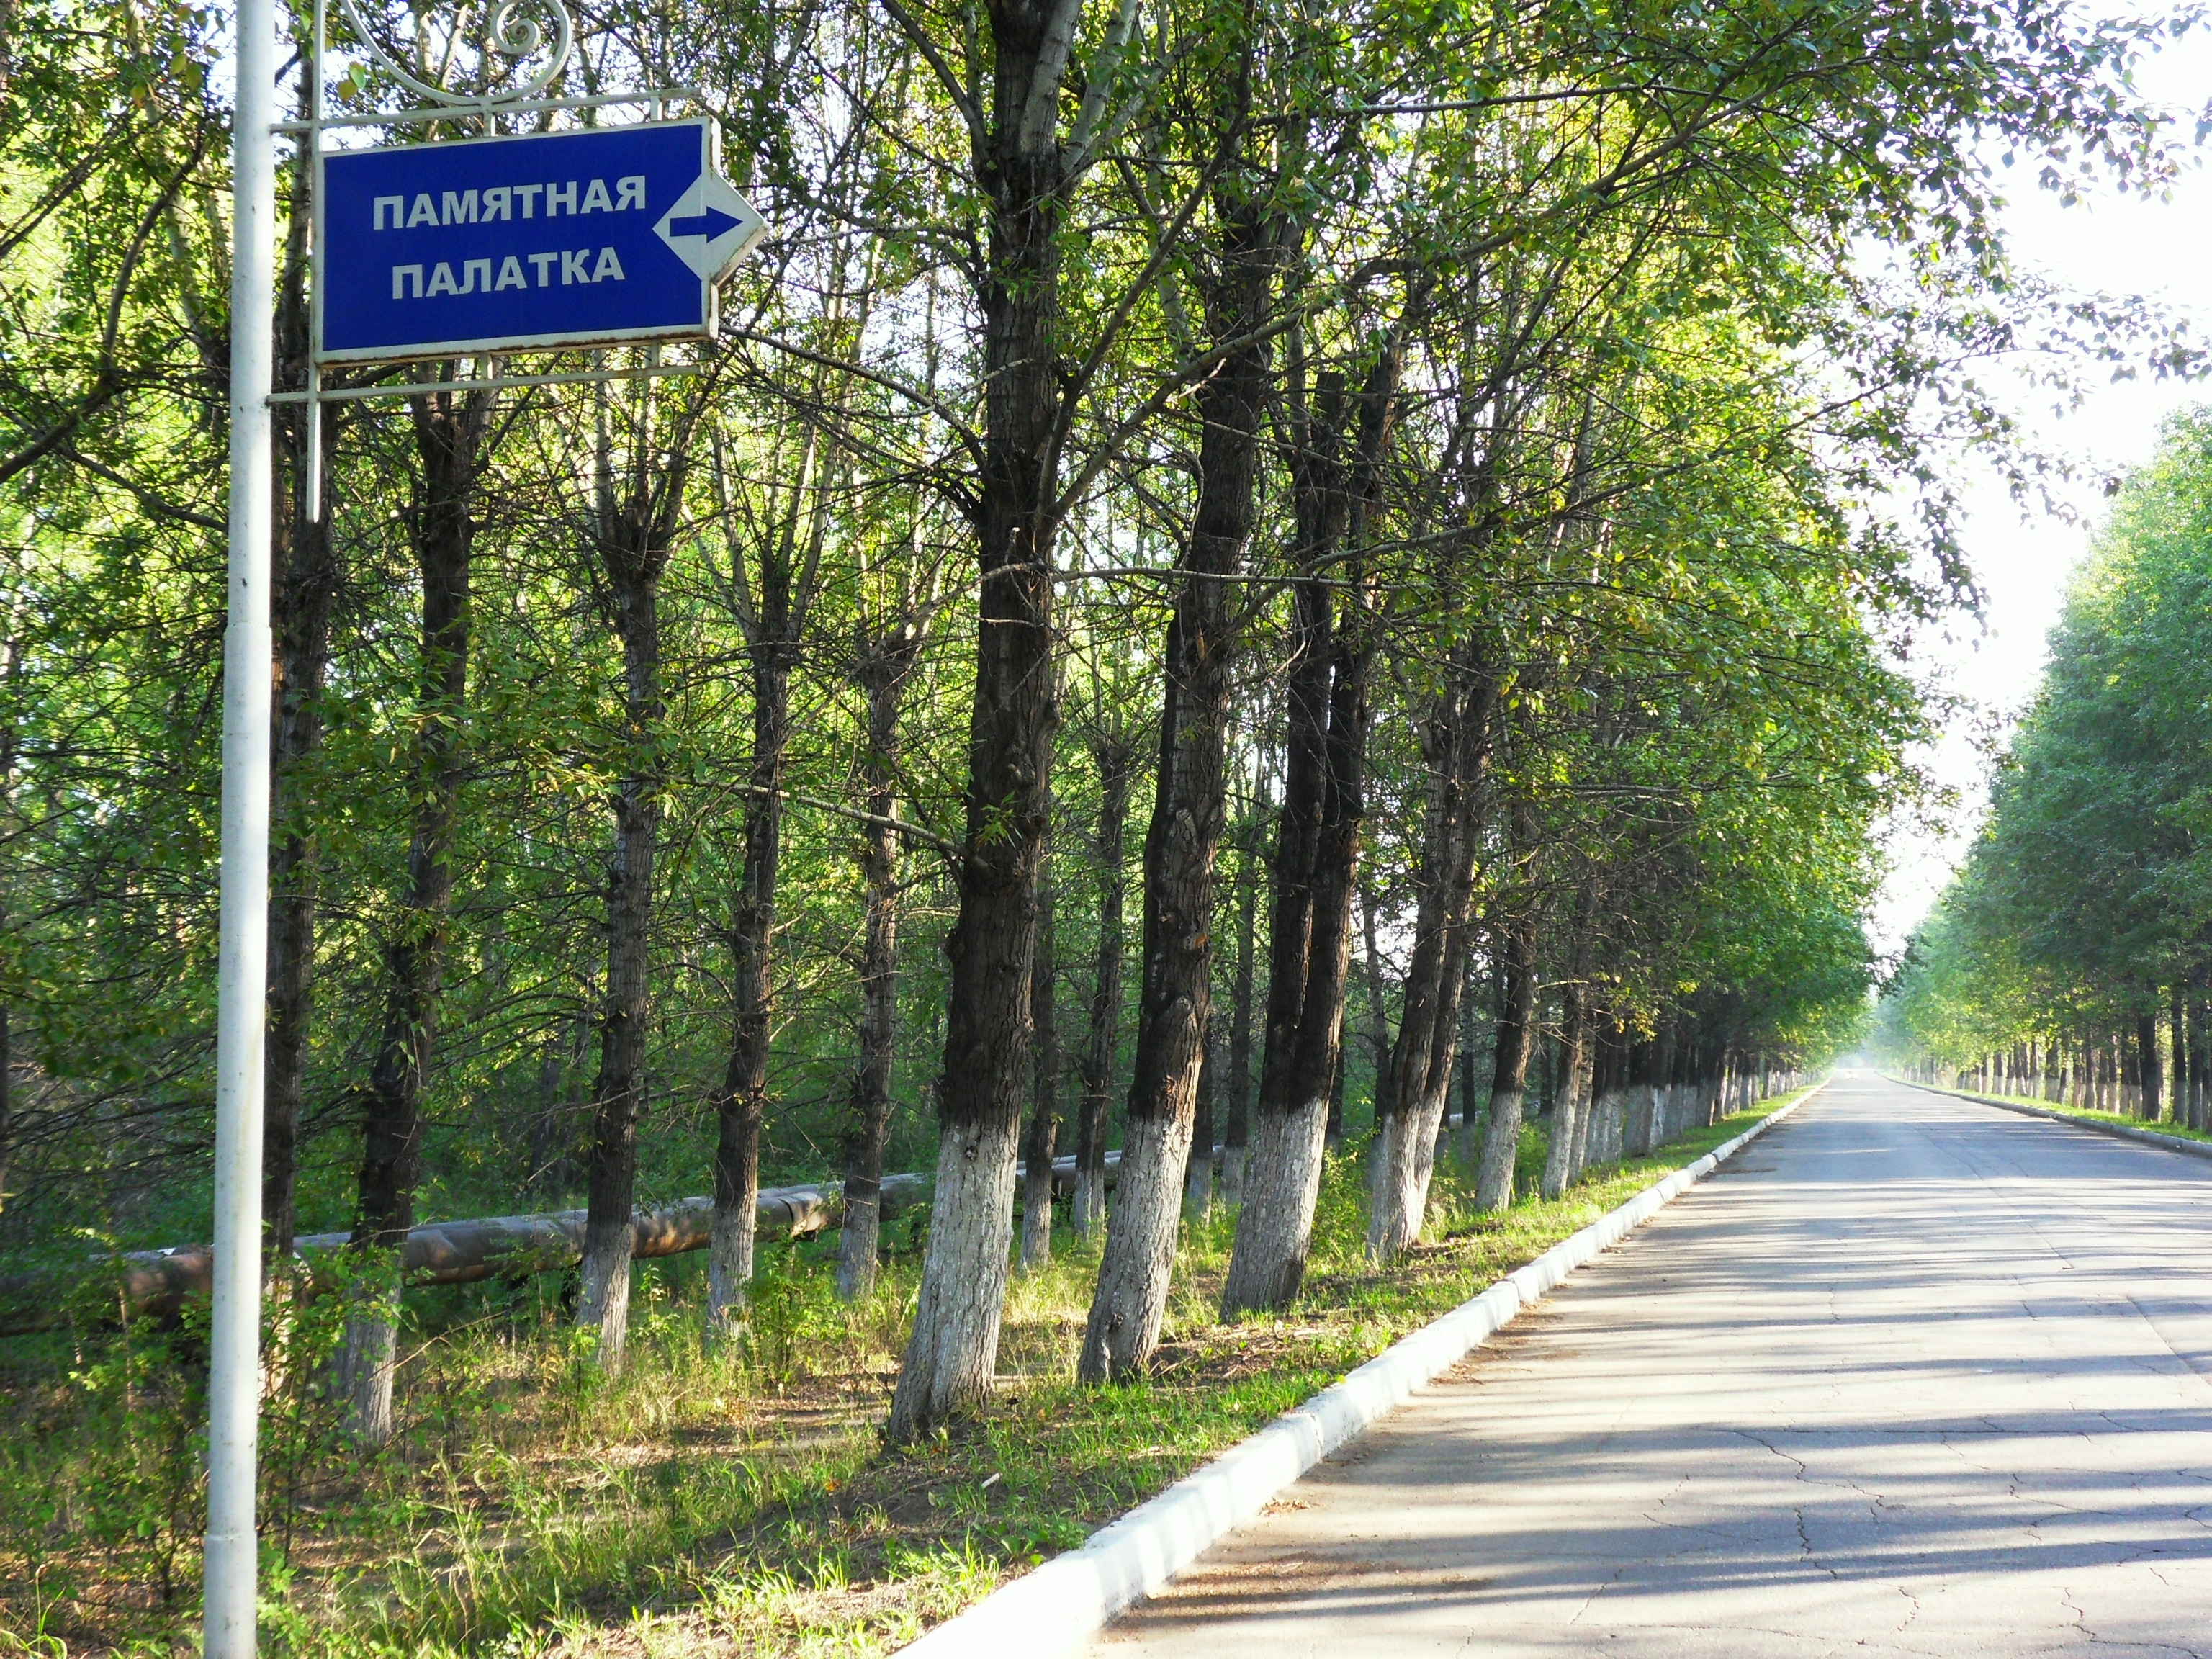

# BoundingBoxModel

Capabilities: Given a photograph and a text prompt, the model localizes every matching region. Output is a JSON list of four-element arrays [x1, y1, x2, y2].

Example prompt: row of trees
[[1877, 410, 2212, 1133], [2, 0, 2188, 1443]]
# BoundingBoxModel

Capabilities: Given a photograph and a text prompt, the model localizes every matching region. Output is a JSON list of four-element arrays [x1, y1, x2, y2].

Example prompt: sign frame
[[312, 116, 763, 367]]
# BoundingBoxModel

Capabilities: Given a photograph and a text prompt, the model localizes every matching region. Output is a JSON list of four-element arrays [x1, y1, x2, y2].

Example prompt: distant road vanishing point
[[1087, 1071, 2212, 1658]]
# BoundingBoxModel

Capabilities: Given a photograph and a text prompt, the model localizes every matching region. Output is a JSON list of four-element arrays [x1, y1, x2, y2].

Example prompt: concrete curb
[[899, 1078, 1830, 1659], [1898, 1077, 2212, 1163]]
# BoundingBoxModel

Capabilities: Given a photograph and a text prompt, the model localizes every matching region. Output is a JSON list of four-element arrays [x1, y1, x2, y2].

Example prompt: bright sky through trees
[[1876, 30, 2212, 954]]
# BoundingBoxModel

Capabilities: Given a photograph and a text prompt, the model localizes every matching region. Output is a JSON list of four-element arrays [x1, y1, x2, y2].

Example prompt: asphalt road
[[1089, 1071, 2212, 1658]]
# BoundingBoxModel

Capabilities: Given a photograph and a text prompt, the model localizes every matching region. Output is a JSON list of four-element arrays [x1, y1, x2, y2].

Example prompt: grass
[[0, 1088, 1812, 1658], [1906, 1076, 2212, 1146]]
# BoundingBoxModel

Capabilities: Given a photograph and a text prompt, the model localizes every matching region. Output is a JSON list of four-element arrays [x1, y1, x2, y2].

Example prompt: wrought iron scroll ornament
[[331, 0, 576, 110], [281, 0, 720, 434]]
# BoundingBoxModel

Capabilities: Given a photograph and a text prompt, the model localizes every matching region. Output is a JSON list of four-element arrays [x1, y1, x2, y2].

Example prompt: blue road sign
[[316, 118, 765, 364]]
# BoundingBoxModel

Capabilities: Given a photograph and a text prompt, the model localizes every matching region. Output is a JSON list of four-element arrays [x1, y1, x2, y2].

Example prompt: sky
[[1869, 29, 2212, 957]]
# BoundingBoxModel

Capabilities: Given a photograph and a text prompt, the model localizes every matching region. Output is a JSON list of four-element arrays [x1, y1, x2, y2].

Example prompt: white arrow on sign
[[655, 171, 768, 281]]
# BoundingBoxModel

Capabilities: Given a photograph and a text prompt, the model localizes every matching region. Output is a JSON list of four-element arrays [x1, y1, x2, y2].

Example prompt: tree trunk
[[1367, 644, 1497, 1259], [2192, 993, 2209, 1130], [1472, 922, 1537, 1213], [264, 400, 339, 1262], [1222, 329, 1403, 1317], [0, 612, 19, 1215], [707, 645, 788, 1338], [263, 158, 342, 1261], [886, 2, 1074, 1438], [1079, 198, 1275, 1376], [1575, 1024, 1622, 1179], [337, 385, 485, 1441], [1539, 974, 1592, 1200], [0, 995, 9, 1220], [1221, 598, 1372, 1315], [1222, 822, 1258, 1204], [1539, 893, 1598, 1199], [575, 402, 688, 1372], [1639, 1026, 1676, 1155], [1359, 886, 1390, 1112], [1455, 962, 1483, 1134], [1071, 738, 1133, 1238], [703, 392, 848, 1337], [1185, 1026, 1215, 1220], [1021, 845, 1060, 1269], [837, 625, 914, 1300], [1228, 565, 1327, 1303], [2137, 1010, 2160, 1122]]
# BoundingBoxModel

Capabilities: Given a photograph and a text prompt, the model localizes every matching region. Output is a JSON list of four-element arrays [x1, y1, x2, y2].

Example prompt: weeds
[[0, 1092, 1804, 1656]]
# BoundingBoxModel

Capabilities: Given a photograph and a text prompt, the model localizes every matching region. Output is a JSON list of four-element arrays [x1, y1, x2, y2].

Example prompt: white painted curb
[[1900, 1077, 2212, 1162], [899, 1078, 1830, 1658]]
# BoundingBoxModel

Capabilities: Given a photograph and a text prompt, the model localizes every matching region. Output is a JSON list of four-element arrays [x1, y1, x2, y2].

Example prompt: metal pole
[[204, 0, 276, 1646]]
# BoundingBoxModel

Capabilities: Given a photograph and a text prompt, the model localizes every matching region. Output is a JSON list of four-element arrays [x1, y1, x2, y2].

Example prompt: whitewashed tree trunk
[[334, 1315, 396, 1444], [1071, 1166, 1106, 1237], [1183, 1143, 1213, 1220], [579, 1220, 635, 1369], [1473, 1082, 1525, 1212], [332, 1279, 399, 1444], [1539, 986, 1591, 1200], [1082, 1110, 1196, 1378], [1411, 1094, 1448, 1215], [1369, 1074, 1453, 1257], [839, 1190, 883, 1302], [1020, 1159, 1055, 1269], [886, 1113, 1020, 1436], [1539, 1076, 1583, 1200], [1565, 1041, 1598, 1180], [1591, 1089, 1620, 1167], [705, 1201, 752, 1341], [1218, 1089, 1329, 1315], [1367, 1108, 1406, 1239]]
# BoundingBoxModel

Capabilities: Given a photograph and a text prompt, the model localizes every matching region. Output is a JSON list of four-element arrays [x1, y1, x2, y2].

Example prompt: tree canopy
[[1, 0, 2195, 1433]]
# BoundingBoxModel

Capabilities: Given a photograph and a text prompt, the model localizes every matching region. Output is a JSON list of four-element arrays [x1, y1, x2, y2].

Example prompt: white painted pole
[[204, 0, 276, 1647]]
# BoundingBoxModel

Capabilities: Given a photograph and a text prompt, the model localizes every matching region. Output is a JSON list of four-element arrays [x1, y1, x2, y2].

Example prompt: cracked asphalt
[[1086, 1071, 2212, 1657]]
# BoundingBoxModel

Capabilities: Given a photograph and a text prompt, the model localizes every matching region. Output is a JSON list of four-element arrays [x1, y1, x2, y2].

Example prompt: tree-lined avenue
[[1085, 1071, 2212, 1657]]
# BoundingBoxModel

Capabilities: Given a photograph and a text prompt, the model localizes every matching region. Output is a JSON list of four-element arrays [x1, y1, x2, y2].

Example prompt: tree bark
[[1539, 975, 1591, 1200], [1021, 840, 1060, 1269], [1539, 892, 1598, 1199], [336, 385, 486, 1441], [706, 640, 789, 1337], [1222, 820, 1258, 1204], [570, 382, 696, 1371], [1222, 329, 1403, 1317], [1366, 644, 1498, 1259], [1455, 961, 1483, 1136], [263, 153, 342, 1262], [1071, 737, 1133, 1238], [0, 621, 16, 1217], [1359, 886, 1390, 1112], [0, 994, 9, 1220], [1472, 920, 1537, 1213], [842, 620, 920, 1299], [1223, 583, 1376, 1312], [885, 0, 1075, 1439], [1185, 1023, 1215, 1220], [2191, 992, 2209, 1130], [1079, 196, 1277, 1377], [2136, 1010, 2160, 1123]]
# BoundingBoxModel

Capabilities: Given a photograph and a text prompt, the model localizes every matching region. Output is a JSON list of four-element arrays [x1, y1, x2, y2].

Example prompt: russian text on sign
[[318, 118, 763, 363]]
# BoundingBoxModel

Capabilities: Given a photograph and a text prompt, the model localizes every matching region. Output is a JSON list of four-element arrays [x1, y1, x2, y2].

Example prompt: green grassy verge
[[0, 1087, 1814, 1658], [1902, 1077, 2212, 1146]]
